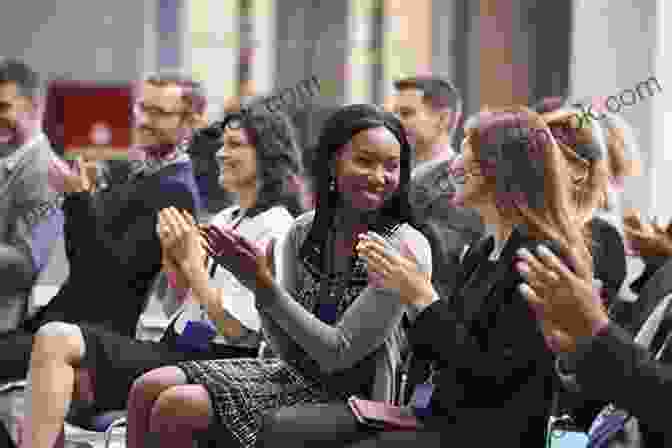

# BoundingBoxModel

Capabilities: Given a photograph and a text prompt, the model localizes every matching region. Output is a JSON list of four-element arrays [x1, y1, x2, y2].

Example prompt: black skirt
[[77, 322, 259, 411]]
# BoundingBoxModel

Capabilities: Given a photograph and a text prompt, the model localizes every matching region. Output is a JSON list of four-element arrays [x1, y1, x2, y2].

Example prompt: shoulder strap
[[649, 296, 672, 359], [630, 259, 672, 334]]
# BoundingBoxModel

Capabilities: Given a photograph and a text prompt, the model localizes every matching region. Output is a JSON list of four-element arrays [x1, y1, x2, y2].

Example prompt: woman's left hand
[[356, 231, 435, 306], [200, 225, 273, 292], [515, 245, 610, 353]]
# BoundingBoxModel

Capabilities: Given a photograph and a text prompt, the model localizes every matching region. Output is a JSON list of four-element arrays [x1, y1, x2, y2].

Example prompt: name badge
[[318, 304, 338, 324], [410, 383, 434, 416], [176, 320, 216, 352], [587, 406, 630, 447]]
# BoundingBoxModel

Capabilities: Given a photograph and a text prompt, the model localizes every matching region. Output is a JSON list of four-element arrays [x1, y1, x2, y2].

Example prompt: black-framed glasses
[[134, 102, 187, 121], [197, 113, 247, 141]]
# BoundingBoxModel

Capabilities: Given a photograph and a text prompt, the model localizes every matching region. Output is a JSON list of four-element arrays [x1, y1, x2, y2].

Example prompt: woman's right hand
[[356, 231, 436, 307]]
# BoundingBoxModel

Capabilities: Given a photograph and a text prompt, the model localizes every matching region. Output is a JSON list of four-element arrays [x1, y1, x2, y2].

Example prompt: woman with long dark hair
[[18, 106, 306, 448], [124, 104, 433, 448]]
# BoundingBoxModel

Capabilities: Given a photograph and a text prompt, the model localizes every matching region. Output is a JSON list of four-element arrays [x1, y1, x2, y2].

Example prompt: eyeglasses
[[134, 102, 187, 120], [197, 113, 247, 141]]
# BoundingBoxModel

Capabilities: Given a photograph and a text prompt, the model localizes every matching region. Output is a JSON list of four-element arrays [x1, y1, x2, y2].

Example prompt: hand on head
[[515, 245, 610, 353], [356, 231, 434, 306]]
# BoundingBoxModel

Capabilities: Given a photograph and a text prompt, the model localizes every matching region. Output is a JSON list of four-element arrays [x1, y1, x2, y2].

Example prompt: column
[[381, 0, 432, 100], [569, 0, 657, 215], [650, 0, 671, 219], [346, 0, 376, 104], [247, 0, 276, 96], [184, 0, 240, 119]]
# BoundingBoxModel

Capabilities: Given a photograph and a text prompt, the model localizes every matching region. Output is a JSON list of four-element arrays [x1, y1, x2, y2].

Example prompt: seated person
[[0, 72, 204, 390], [257, 106, 593, 447], [515, 216, 672, 446], [124, 104, 433, 448], [0, 58, 63, 337], [540, 106, 628, 429], [18, 108, 306, 448]]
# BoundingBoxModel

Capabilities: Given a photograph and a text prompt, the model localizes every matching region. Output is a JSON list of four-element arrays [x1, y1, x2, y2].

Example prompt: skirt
[[77, 323, 258, 412], [179, 357, 341, 448]]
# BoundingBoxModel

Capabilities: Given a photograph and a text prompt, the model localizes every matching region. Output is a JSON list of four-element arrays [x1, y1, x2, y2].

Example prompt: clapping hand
[[55, 156, 96, 193], [157, 207, 208, 284], [515, 245, 610, 353], [356, 231, 435, 306], [623, 210, 672, 260], [199, 225, 272, 292]]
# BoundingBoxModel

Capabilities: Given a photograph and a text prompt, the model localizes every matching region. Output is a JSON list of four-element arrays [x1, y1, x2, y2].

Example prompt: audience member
[[258, 106, 590, 447], [516, 228, 672, 446], [125, 104, 432, 448], [0, 70, 202, 447], [392, 75, 484, 299], [0, 58, 63, 335], [18, 107, 305, 448]]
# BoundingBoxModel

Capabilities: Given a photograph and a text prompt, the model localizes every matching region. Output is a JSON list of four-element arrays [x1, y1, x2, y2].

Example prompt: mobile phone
[[347, 396, 422, 431], [546, 416, 588, 448]]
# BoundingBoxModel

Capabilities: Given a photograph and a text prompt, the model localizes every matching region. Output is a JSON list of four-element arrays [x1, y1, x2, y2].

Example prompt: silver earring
[[329, 178, 335, 192]]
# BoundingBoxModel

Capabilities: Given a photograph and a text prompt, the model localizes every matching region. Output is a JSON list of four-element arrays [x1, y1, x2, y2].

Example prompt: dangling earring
[[329, 178, 336, 192]]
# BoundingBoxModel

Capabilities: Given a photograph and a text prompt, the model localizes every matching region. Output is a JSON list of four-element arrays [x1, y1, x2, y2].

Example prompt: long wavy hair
[[196, 105, 307, 217], [299, 104, 414, 270], [464, 106, 594, 280]]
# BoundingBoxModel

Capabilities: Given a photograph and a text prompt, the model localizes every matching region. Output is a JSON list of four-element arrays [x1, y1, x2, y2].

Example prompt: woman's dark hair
[[195, 104, 307, 217], [299, 104, 413, 270]]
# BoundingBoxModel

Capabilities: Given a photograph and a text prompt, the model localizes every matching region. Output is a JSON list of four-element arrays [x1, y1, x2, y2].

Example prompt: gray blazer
[[0, 134, 64, 332]]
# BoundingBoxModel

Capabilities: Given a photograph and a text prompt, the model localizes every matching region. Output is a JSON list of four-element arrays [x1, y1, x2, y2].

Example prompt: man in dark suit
[[391, 76, 484, 300]]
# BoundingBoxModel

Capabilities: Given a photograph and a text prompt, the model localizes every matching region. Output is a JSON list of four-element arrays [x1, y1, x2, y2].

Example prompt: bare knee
[[31, 322, 85, 365], [129, 366, 188, 407], [150, 385, 212, 432]]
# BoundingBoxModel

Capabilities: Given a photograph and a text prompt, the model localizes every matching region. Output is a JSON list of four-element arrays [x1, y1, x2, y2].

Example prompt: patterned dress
[[178, 228, 388, 448]]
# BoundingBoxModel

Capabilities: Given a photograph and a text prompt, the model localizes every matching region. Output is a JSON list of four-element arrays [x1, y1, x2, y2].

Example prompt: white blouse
[[171, 205, 294, 346]]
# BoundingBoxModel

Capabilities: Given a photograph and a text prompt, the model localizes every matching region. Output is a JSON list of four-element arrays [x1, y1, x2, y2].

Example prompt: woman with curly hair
[[19, 106, 306, 448]]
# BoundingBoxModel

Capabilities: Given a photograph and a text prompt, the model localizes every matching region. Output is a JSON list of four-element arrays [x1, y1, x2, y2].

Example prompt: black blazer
[[573, 323, 672, 446], [27, 162, 199, 337], [407, 227, 556, 446]]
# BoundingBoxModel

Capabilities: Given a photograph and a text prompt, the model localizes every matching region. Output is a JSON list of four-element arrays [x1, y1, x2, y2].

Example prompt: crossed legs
[[126, 366, 213, 448]]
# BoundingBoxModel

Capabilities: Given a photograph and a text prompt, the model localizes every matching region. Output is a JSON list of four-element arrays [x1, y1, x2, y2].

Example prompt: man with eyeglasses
[[0, 72, 202, 436]]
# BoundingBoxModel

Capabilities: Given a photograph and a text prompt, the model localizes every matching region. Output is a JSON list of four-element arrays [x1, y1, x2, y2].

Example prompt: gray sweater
[[257, 210, 433, 402]]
